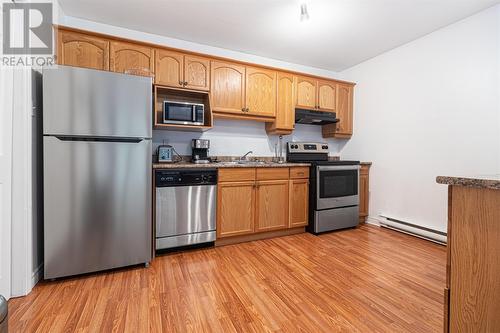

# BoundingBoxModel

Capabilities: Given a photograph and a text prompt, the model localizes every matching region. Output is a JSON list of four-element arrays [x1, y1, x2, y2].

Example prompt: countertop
[[436, 175, 500, 190], [153, 161, 311, 169]]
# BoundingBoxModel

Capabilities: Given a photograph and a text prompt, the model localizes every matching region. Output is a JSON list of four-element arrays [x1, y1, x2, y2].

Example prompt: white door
[[0, 68, 14, 299]]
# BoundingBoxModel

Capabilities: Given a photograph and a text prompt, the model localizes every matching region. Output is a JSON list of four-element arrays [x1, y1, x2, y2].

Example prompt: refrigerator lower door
[[43, 136, 152, 279]]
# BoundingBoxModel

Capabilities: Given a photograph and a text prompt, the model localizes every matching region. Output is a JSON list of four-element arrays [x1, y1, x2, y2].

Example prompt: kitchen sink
[[219, 160, 268, 165], [237, 160, 267, 165]]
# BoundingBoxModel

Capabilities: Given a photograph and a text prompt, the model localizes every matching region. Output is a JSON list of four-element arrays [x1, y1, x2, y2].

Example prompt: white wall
[[340, 5, 500, 232], [153, 121, 345, 158]]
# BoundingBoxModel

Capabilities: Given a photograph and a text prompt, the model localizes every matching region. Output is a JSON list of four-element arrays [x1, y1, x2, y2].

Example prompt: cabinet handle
[[183, 81, 188, 86], [246, 108, 250, 112], [242, 108, 246, 112], [179, 81, 183, 85], [298, 172, 304, 176]]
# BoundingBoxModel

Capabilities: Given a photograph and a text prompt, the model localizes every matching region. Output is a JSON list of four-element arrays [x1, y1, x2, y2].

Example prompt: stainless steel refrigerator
[[43, 65, 152, 279]]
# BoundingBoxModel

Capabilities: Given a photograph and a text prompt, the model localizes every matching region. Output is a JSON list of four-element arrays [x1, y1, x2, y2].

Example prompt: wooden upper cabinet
[[322, 83, 354, 138], [184, 55, 210, 91], [245, 67, 276, 117], [296, 76, 317, 109], [289, 179, 309, 228], [110, 41, 154, 76], [335, 84, 353, 136], [217, 181, 255, 238], [317, 80, 336, 112], [155, 52, 210, 90], [57, 30, 109, 70], [155, 49, 183, 87], [255, 180, 289, 232], [266, 72, 295, 134], [211, 61, 246, 114]]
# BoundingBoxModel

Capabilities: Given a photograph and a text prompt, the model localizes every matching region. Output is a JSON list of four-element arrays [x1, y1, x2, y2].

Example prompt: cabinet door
[[217, 181, 255, 238], [184, 55, 210, 91], [359, 165, 370, 223], [211, 61, 246, 114], [289, 179, 309, 228], [245, 66, 276, 117], [255, 180, 289, 232], [296, 76, 317, 109], [57, 30, 109, 70], [110, 41, 154, 76], [155, 49, 183, 87], [318, 80, 336, 112], [273, 72, 295, 131], [335, 84, 353, 136]]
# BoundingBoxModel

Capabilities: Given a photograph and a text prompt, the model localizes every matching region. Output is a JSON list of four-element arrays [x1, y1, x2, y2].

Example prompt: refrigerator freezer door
[[43, 66, 152, 138], [43, 136, 152, 279]]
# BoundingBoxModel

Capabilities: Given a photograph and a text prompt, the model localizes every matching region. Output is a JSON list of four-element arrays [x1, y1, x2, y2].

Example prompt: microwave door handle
[[192, 106, 196, 123]]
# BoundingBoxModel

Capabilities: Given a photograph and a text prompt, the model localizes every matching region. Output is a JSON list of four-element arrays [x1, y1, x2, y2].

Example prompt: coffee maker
[[191, 139, 211, 164]]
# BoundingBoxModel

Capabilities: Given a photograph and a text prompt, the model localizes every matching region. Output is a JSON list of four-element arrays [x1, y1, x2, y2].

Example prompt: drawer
[[218, 168, 256, 182], [290, 167, 309, 179], [256, 168, 289, 180]]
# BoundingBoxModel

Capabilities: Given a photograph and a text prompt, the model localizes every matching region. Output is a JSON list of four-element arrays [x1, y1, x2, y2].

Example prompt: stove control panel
[[287, 142, 329, 153]]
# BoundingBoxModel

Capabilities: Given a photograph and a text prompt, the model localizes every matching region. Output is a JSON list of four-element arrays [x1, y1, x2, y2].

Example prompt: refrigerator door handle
[[53, 136, 145, 143]]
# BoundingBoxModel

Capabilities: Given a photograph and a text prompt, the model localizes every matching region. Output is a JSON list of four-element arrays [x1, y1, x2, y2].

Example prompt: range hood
[[295, 108, 339, 125]]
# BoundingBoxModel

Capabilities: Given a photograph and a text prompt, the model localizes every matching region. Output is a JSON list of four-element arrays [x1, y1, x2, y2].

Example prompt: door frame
[[11, 68, 41, 297], [0, 68, 14, 300]]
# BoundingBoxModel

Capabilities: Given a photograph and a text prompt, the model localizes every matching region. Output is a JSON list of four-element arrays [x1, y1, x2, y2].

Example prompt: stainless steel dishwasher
[[155, 169, 217, 250]]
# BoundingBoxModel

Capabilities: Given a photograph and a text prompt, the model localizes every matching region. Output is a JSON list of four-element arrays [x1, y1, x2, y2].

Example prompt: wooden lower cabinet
[[289, 179, 309, 227], [255, 180, 289, 232], [444, 185, 500, 332], [217, 181, 255, 238], [217, 167, 309, 240], [359, 163, 371, 223]]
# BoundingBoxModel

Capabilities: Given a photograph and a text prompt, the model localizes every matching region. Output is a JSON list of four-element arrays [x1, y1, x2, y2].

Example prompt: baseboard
[[31, 263, 43, 289], [365, 216, 381, 226]]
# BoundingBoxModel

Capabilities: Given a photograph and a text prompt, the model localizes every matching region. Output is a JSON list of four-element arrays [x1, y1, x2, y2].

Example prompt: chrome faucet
[[240, 151, 253, 161]]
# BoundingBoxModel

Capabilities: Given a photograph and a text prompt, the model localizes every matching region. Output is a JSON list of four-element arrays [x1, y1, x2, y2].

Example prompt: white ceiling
[[58, 0, 499, 71]]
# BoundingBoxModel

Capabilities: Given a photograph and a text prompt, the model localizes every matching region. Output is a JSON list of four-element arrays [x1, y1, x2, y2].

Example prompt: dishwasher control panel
[[155, 169, 217, 187]]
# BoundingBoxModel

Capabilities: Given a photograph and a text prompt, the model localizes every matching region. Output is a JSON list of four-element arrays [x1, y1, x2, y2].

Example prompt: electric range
[[287, 142, 360, 234]]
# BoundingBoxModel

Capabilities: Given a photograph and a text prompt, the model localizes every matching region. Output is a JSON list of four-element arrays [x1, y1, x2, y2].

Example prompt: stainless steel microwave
[[163, 100, 204, 126]]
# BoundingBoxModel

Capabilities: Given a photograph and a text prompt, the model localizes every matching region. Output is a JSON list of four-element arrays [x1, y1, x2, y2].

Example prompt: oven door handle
[[317, 165, 360, 171]]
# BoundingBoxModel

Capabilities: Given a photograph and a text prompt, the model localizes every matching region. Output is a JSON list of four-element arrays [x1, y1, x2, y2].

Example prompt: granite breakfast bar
[[436, 175, 500, 333]]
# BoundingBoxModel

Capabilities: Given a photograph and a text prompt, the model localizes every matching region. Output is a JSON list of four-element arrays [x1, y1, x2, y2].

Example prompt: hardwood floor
[[8, 225, 446, 332]]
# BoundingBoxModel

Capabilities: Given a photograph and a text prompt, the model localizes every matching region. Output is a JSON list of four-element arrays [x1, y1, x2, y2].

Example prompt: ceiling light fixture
[[300, 3, 309, 21]]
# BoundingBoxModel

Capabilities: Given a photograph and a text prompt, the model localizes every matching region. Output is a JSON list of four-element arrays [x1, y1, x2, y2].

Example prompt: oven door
[[164, 101, 202, 125], [316, 165, 360, 210]]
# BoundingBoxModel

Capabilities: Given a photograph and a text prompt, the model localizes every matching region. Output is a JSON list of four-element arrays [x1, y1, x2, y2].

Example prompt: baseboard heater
[[378, 215, 447, 245]]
